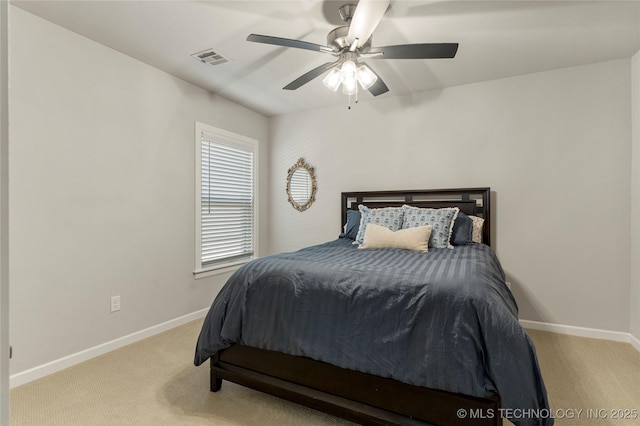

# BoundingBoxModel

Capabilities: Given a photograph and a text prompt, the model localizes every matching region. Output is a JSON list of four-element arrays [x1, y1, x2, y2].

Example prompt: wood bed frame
[[210, 187, 500, 426]]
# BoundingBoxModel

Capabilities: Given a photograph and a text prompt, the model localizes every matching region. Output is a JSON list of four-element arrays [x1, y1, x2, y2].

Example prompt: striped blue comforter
[[194, 238, 552, 426]]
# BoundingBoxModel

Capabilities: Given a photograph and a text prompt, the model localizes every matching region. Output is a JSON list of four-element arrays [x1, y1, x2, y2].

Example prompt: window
[[194, 122, 258, 278]]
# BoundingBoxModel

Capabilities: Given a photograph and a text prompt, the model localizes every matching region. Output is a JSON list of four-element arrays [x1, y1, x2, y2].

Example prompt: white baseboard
[[521, 319, 640, 352], [9, 308, 209, 388]]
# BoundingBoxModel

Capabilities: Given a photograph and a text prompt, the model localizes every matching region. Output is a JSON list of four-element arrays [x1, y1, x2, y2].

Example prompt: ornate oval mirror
[[286, 158, 317, 212]]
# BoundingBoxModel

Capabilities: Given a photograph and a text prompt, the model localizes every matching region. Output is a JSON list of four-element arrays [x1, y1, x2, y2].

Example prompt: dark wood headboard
[[341, 187, 491, 246]]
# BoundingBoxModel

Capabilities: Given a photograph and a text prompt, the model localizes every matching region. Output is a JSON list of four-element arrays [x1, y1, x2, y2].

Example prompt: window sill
[[193, 260, 249, 280]]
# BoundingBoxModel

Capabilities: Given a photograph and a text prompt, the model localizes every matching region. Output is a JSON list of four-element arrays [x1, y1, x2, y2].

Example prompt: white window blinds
[[197, 124, 257, 273]]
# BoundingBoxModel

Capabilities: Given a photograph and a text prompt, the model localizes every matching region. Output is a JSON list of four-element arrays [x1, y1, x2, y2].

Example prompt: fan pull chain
[[355, 82, 359, 105], [348, 83, 359, 110]]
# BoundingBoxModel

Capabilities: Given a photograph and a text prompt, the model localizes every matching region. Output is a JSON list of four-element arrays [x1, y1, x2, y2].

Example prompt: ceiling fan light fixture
[[322, 68, 342, 92], [248, 0, 457, 106], [357, 63, 377, 90], [323, 59, 377, 100]]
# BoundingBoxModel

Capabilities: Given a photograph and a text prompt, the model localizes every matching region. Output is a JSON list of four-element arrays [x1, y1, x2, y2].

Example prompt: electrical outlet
[[110, 295, 121, 313]]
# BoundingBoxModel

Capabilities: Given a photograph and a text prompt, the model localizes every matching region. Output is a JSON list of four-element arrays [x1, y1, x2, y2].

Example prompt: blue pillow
[[451, 212, 473, 246], [339, 210, 361, 240]]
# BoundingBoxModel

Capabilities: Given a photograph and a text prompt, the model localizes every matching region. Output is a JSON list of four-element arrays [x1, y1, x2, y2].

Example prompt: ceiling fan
[[246, 0, 458, 100]]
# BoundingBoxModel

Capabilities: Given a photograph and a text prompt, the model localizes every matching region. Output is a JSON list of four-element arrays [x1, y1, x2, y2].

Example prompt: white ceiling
[[12, 0, 640, 116]]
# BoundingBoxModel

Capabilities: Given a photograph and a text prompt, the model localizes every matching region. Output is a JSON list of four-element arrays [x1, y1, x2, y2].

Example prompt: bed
[[194, 188, 552, 426]]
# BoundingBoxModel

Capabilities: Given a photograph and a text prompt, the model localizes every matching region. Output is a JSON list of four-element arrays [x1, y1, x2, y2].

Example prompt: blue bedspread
[[194, 239, 552, 426]]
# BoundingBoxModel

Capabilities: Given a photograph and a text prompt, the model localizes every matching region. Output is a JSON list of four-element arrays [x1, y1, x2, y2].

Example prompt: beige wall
[[631, 50, 640, 341], [1, 0, 9, 421], [270, 59, 632, 333], [8, 7, 269, 376]]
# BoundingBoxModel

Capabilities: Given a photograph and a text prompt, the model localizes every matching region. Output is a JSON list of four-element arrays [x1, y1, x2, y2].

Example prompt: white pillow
[[359, 223, 433, 253], [469, 215, 485, 243]]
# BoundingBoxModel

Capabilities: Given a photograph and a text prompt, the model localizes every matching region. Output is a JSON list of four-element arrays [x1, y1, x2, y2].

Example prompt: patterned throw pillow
[[401, 205, 459, 249], [469, 215, 485, 243], [354, 205, 404, 244]]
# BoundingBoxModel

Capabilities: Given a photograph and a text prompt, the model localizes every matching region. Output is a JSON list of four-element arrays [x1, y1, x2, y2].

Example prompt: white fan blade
[[347, 0, 390, 48]]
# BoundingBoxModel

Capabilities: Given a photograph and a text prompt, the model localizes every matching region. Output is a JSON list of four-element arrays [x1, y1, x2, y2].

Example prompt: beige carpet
[[9, 319, 640, 425], [526, 329, 640, 425]]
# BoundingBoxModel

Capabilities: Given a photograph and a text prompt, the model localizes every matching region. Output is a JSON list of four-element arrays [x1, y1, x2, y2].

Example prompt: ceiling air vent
[[191, 49, 230, 67]]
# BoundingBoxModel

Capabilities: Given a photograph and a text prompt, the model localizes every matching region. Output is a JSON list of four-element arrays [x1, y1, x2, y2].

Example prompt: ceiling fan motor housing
[[327, 26, 372, 52]]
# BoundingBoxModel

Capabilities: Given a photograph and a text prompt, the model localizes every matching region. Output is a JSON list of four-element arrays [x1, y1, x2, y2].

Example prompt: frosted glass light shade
[[341, 81, 357, 95], [340, 60, 357, 86], [357, 64, 378, 90], [322, 68, 342, 92]]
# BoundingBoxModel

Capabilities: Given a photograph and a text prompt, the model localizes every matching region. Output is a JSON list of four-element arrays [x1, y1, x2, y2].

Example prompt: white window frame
[[194, 122, 259, 279]]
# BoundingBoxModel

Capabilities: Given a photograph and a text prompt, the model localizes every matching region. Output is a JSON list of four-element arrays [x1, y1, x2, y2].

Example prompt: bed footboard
[[210, 345, 501, 426]]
